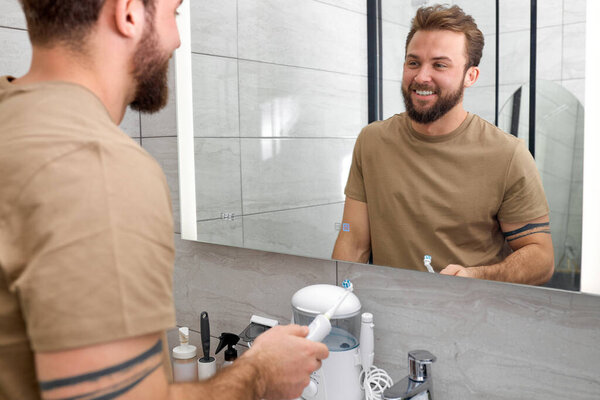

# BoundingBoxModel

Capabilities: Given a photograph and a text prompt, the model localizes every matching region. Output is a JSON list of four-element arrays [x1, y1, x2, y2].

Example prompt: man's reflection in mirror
[[332, 5, 554, 285]]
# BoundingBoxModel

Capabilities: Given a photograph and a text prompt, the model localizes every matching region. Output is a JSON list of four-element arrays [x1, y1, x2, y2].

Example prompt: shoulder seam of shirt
[[2, 142, 94, 222]]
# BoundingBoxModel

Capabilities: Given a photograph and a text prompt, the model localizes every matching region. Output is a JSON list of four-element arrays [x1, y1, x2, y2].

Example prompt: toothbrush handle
[[305, 314, 331, 342]]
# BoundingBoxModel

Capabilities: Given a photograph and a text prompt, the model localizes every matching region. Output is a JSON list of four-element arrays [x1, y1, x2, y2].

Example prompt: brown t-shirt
[[345, 112, 549, 271], [0, 77, 176, 399]]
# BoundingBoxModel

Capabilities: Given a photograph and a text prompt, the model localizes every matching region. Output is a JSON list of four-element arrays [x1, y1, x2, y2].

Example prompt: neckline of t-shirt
[[403, 112, 475, 143], [0, 76, 113, 122]]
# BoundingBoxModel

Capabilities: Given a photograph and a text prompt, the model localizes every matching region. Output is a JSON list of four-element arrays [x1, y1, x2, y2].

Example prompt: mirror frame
[[174, 1, 600, 295]]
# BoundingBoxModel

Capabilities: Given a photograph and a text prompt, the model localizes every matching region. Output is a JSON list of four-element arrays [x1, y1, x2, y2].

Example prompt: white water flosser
[[359, 313, 393, 400], [305, 279, 354, 342]]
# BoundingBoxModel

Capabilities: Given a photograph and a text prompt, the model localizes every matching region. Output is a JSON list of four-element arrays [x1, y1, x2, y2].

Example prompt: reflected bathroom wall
[[499, 81, 584, 291], [191, 0, 368, 257]]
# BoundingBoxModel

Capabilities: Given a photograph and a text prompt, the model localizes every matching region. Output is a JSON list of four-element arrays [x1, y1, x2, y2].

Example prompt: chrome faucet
[[383, 350, 437, 400]]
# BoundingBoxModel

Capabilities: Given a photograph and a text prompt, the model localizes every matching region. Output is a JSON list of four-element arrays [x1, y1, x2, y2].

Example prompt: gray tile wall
[[173, 236, 600, 400]]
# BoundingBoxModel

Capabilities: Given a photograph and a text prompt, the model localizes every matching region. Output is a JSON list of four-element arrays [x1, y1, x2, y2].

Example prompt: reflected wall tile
[[570, 146, 584, 183], [142, 137, 180, 232], [314, 0, 366, 14], [463, 85, 495, 125], [549, 210, 567, 259], [381, 1, 418, 26], [190, 0, 237, 57], [238, 60, 367, 138], [382, 79, 404, 120], [498, 30, 530, 86], [238, 0, 367, 76], [537, 0, 564, 28], [565, 214, 582, 254], [536, 97, 578, 148], [563, 0, 587, 24], [561, 79, 585, 107], [336, 261, 600, 400], [498, 83, 524, 115], [0, 27, 31, 77], [540, 138, 573, 182], [0, 0, 26, 29], [382, 21, 408, 81], [542, 172, 572, 216], [173, 235, 336, 336], [141, 61, 177, 137], [197, 218, 244, 249], [243, 202, 345, 260], [454, 0, 496, 35], [537, 26, 563, 82], [192, 54, 239, 137], [240, 138, 356, 214], [567, 180, 583, 216], [473, 33, 496, 88], [574, 107, 584, 150], [562, 23, 586, 81], [194, 138, 242, 220], [119, 107, 140, 138], [499, 0, 529, 33]]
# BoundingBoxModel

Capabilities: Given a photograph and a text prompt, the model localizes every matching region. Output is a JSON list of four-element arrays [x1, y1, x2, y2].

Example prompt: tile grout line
[[196, 201, 346, 222], [236, 0, 245, 249], [190, 52, 368, 79]]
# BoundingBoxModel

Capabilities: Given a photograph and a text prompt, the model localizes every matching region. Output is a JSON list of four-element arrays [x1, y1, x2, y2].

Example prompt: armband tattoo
[[503, 222, 551, 242], [40, 339, 163, 400]]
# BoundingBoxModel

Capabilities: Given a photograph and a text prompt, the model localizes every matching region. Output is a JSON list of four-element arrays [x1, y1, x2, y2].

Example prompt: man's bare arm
[[332, 197, 371, 263], [36, 325, 328, 400], [440, 215, 555, 285]]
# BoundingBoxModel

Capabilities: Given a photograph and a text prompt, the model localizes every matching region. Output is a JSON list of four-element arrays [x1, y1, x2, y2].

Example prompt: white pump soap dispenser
[[172, 327, 198, 382]]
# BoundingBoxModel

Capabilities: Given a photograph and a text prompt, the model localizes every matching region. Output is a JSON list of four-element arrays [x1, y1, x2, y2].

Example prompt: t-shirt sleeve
[[497, 140, 550, 223], [14, 141, 176, 352], [344, 129, 367, 203]]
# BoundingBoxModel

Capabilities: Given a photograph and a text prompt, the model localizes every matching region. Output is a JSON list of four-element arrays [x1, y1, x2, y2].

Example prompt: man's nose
[[414, 65, 432, 83]]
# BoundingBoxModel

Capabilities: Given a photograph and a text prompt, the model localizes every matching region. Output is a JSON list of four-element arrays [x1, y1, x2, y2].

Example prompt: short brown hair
[[19, 0, 155, 48], [406, 4, 484, 69]]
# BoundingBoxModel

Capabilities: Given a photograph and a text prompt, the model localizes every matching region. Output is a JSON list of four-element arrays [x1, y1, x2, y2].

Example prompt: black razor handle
[[200, 311, 210, 361]]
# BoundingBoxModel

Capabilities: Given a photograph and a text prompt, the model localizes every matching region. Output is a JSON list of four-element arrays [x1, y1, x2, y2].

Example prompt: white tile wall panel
[[192, 54, 239, 138], [238, 60, 368, 138], [194, 138, 242, 221], [240, 138, 356, 214], [238, 0, 367, 76]]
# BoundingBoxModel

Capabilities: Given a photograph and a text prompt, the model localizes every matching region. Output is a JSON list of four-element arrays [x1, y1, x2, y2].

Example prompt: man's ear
[[463, 66, 480, 88], [113, 0, 146, 39]]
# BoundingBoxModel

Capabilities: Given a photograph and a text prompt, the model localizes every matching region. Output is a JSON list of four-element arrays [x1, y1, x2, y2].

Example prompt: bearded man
[[0, 1, 327, 399], [332, 5, 555, 285]]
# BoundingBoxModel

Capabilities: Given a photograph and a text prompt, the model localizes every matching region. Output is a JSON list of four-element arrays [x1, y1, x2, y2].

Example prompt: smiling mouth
[[414, 89, 436, 96]]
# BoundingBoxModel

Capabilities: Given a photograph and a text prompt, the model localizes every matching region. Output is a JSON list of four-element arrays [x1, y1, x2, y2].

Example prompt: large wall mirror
[[175, 0, 599, 294]]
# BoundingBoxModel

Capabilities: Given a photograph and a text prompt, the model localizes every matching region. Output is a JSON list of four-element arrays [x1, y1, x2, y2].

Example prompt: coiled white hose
[[360, 365, 394, 400]]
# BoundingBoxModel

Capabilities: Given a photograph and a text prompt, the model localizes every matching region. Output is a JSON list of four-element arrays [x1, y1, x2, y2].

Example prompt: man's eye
[[435, 63, 447, 68]]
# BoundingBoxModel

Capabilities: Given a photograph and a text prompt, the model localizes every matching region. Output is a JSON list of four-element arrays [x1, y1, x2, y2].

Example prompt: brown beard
[[130, 18, 170, 113], [402, 82, 464, 124]]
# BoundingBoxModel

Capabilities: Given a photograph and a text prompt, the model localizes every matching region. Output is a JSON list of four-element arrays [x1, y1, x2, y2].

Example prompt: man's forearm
[[168, 356, 265, 400], [469, 243, 554, 285]]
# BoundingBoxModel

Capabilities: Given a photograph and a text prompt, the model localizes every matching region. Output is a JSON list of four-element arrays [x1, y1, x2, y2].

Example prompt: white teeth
[[416, 90, 434, 96]]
